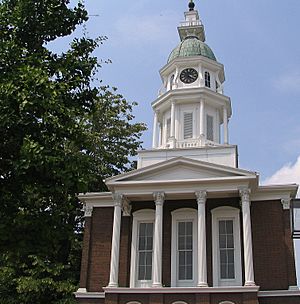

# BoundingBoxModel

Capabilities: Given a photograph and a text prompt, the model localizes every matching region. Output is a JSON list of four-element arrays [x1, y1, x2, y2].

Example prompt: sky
[[54, 0, 300, 285]]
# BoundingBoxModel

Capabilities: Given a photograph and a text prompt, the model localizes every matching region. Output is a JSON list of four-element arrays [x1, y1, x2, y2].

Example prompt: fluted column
[[195, 190, 208, 287], [152, 111, 159, 148], [152, 192, 165, 287], [240, 189, 256, 286], [108, 194, 123, 287]]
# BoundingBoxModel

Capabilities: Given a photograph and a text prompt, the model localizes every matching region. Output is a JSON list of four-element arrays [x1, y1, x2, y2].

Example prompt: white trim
[[219, 302, 235, 304], [171, 208, 198, 287], [103, 286, 259, 294], [126, 302, 142, 304], [258, 290, 300, 297], [211, 207, 242, 287], [130, 209, 155, 288], [74, 291, 105, 299], [172, 302, 188, 304]]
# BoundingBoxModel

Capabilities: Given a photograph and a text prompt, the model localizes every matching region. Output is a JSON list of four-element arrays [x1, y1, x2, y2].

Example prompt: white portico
[[104, 157, 261, 289]]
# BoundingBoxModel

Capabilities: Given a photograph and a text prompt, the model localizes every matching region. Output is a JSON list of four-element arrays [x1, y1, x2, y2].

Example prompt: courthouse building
[[75, 2, 300, 303]]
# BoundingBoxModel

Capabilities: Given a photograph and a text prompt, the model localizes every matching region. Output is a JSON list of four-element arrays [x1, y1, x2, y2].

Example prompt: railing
[[180, 20, 202, 27], [157, 138, 223, 150]]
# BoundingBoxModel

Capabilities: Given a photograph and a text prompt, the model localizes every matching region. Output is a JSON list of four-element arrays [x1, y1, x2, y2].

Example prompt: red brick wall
[[79, 198, 297, 295], [251, 200, 297, 290], [87, 207, 114, 292]]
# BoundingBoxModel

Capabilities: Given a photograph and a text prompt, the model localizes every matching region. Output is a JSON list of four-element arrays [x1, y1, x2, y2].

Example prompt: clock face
[[180, 68, 198, 84]]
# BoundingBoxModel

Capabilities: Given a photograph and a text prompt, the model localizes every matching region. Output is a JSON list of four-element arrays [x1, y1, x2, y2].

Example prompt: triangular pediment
[[106, 157, 256, 185]]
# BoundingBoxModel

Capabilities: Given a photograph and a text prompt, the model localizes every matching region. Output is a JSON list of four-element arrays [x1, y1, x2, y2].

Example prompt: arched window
[[170, 74, 175, 90], [211, 207, 242, 287], [130, 210, 155, 288], [205, 71, 211, 88], [172, 302, 188, 304], [126, 302, 142, 304], [219, 302, 236, 304], [171, 208, 198, 287]]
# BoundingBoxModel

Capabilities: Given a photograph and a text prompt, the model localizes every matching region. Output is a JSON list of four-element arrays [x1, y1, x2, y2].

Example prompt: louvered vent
[[206, 115, 214, 141], [166, 118, 171, 140], [184, 113, 193, 139]]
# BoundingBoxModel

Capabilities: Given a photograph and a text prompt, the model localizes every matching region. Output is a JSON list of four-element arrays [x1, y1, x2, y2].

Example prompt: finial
[[189, 0, 195, 11]]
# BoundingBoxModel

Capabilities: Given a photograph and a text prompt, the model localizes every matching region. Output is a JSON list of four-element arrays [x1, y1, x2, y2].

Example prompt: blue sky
[[55, 0, 300, 284]]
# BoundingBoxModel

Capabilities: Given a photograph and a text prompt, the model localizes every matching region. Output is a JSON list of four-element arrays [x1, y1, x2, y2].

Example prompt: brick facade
[[77, 199, 298, 303]]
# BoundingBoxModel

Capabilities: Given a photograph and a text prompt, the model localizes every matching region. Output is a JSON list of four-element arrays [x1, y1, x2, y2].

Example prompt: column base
[[197, 282, 208, 287], [152, 283, 163, 288], [245, 281, 256, 287], [108, 283, 119, 288]]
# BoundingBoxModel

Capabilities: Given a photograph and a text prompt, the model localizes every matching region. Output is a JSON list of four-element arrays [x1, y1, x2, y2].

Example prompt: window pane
[[138, 223, 153, 281], [219, 220, 226, 234], [228, 263, 235, 279], [177, 221, 193, 281], [227, 235, 234, 248], [219, 235, 226, 249], [226, 220, 233, 234], [219, 220, 235, 280]]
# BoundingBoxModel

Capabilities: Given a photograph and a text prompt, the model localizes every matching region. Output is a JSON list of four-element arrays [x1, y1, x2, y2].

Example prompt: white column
[[240, 189, 256, 286], [152, 111, 158, 148], [199, 99, 205, 137], [195, 190, 208, 287], [108, 194, 123, 287], [223, 106, 229, 144], [170, 101, 176, 148], [152, 192, 165, 287], [170, 101, 176, 138]]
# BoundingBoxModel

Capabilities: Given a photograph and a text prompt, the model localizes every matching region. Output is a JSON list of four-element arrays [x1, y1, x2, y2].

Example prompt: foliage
[[0, 0, 146, 302]]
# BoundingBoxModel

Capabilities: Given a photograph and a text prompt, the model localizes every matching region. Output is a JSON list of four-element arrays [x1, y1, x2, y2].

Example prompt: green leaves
[[0, 0, 146, 303]]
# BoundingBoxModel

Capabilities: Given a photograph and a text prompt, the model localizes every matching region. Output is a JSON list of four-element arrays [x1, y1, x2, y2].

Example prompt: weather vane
[[189, 0, 195, 11]]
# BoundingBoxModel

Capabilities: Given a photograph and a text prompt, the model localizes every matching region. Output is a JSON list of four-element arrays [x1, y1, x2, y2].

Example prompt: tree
[[0, 0, 146, 303]]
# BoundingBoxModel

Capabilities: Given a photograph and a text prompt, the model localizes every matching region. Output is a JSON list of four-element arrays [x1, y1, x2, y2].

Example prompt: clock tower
[[138, 0, 235, 169]]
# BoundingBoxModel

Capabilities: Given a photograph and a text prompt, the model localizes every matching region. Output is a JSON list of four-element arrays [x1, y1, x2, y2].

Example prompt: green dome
[[168, 37, 216, 63]]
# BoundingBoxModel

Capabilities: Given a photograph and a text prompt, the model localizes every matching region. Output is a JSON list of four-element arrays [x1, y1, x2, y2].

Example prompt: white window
[[205, 71, 211, 88], [183, 112, 193, 139], [206, 115, 214, 141], [171, 208, 198, 287], [211, 207, 242, 287], [130, 210, 155, 287]]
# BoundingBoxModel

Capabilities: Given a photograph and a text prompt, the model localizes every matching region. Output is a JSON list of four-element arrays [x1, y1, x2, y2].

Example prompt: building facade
[[75, 2, 300, 304]]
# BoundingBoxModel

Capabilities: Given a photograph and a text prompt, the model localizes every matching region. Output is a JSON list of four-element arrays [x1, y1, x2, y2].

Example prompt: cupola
[[151, 1, 232, 151]]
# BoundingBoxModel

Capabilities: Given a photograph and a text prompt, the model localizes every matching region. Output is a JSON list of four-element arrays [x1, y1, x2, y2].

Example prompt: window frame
[[204, 71, 211, 88], [211, 207, 242, 287], [171, 208, 198, 287], [130, 209, 155, 288]]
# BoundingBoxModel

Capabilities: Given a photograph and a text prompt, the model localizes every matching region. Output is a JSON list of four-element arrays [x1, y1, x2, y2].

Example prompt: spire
[[189, 0, 195, 11]]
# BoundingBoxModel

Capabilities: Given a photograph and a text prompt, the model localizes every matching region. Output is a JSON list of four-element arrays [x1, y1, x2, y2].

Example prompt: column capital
[[122, 198, 132, 216], [281, 198, 291, 210], [84, 205, 93, 217], [153, 192, 165, 206], [239, 188, 251, 202], [195, 190, 207, 204], [113, 193, 123, 207]]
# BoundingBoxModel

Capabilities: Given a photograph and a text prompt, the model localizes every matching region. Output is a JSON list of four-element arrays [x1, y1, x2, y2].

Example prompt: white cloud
[[113, 11, 179, 46], [264, 156, 300, 197], [273, 71, 300, 93]]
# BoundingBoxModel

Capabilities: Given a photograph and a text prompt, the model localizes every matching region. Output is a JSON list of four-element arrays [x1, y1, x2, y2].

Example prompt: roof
[[168, 37, 216, 63]]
